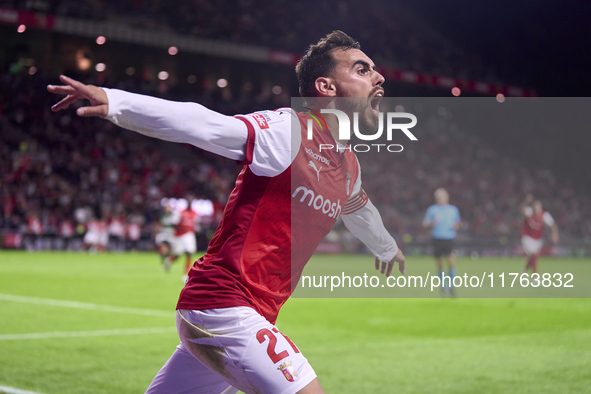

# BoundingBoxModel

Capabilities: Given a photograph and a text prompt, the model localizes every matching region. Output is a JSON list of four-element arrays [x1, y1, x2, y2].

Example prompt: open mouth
[[369, 90, 384, 116]]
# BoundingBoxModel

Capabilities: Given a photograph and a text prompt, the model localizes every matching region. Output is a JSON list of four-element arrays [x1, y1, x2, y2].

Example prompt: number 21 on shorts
[[256, 327, 300, 363]]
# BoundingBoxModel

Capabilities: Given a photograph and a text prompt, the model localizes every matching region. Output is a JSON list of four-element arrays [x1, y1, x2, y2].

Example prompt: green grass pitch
[[1, 251, 590, 393]]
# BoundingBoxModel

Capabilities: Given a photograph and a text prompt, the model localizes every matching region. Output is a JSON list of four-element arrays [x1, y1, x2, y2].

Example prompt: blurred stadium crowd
[[1, 69, 590, 254], [6, 0, 499, 83], [357, 113, 591, 250], [0, 70, 240, 250], [0, 1, 588, 255]]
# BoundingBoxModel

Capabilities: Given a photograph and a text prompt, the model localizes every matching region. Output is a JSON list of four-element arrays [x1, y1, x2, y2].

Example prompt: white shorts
[[522, 235, 543, 255], [172, 232, 197, 255], [155, 232, 174, 246], [146, 307, 316, 394], [83, 231, 99, 245]]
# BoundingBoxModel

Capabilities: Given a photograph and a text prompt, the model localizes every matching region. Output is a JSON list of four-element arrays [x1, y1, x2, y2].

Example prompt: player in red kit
[[520, 195, 559, 274], [165, 205, 198, 279], [49, 31, 405, 394]]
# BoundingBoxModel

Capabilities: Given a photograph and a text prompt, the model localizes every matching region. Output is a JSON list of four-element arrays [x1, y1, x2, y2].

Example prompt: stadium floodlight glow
[[187, 75, 197, 84], [17, 24, 26, 33], [76, 50, 92, 71], [176, 198, 188, 212], [158, 71, 169, 81], [167, 198, 178, 208], [28, 66, 37, 75], [191, 199, 214, 216], [496, 93, 505, 103], [96, 36, 106, 45], [217, 78, 228, 88], [95, 63, 106, 72], [168, 46, 178, 55], [452, 87, 461, 96], [272, 85, 282, 95], [126, 67, 136, 76]]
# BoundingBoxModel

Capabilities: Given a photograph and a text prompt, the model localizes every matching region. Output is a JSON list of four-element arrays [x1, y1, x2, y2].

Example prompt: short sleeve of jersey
[[542, 212, 555, 226], [235, 109, 296, 177], [454, 206, 461, 221]]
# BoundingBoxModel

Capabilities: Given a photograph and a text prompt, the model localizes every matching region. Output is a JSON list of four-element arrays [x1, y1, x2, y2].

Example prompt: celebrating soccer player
[[48, 30, 405, 394]]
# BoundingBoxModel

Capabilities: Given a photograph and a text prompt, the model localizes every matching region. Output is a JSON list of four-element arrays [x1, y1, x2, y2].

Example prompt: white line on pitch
[[0, 385, 45, 394], [0, 327, 177, 341], [0, 294, 174, 318]]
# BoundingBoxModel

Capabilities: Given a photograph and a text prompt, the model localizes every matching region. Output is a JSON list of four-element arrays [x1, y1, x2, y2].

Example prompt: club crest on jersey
[[278, 361, 298, 382]]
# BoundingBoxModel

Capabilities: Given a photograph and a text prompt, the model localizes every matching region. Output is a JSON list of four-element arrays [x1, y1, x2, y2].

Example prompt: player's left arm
[[452, 206, 461, 231], [550, 224, 559, 244], [341, 196, 405, 277], [544, 212, 559, 244], [340, 165, 405, 277]]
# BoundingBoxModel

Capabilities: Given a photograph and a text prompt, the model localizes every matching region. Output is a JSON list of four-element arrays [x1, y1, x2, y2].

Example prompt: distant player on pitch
[[423, 188, 461, 296], [155, 202, 177, 267], [49, 30, 405, 394], [520, 194, 559, 274], [165, 204, 198, 280], [83, 214, 108, 252]]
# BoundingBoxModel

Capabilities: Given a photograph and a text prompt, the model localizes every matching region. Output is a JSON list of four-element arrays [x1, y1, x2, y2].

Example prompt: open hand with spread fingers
[[375, 248, 406, 277], [47, 75, 109, 117]]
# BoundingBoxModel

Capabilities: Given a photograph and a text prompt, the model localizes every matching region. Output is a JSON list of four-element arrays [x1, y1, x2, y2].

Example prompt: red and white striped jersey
[[178, 110, 366, 324], [104, 89, 397, 325], [175, 209, 198, 236], [522, 207, 554, 240]]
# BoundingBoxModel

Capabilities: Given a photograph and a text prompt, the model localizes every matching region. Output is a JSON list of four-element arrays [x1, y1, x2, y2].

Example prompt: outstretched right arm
[[48, 75, 248, 161]]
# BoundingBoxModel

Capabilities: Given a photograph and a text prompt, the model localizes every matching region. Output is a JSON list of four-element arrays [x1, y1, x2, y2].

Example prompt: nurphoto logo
[[305, 108, 418, 153]]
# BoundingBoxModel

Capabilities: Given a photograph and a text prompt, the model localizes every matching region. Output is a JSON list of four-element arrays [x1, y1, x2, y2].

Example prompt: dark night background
[[406, 0, 591, 96], [405, 0, 591, 192]]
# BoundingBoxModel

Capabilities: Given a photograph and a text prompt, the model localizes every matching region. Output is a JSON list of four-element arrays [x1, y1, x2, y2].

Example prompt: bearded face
[[335, 92, 383, 139]]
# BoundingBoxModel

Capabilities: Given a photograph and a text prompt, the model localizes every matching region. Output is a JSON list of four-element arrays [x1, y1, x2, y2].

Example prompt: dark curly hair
[[295, 30, 360, 98]]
